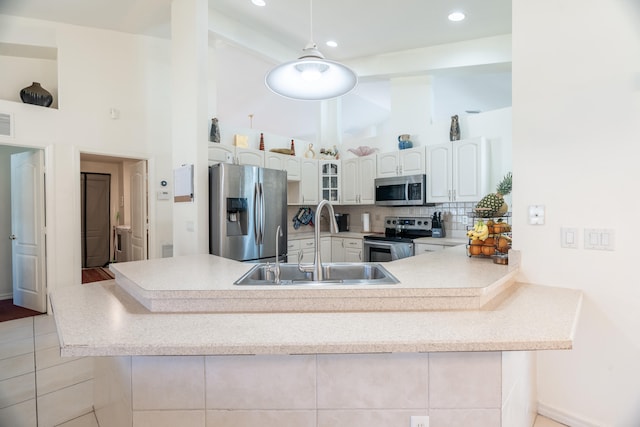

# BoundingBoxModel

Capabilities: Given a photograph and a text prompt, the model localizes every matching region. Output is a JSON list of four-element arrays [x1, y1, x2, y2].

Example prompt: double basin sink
[[234, 262, 399, 286]]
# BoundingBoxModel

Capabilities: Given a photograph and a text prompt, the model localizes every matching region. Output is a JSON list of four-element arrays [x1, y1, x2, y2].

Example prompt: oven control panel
[[384, 216, 432, 232]]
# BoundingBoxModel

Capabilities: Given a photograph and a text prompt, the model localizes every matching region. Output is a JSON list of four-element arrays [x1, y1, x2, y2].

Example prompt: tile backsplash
[[288, 202, 478, 238]]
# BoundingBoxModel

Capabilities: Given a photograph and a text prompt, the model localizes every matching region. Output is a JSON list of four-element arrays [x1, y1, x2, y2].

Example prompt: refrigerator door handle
[[259, 182, 266, 247], [253, 182, 260, 245]]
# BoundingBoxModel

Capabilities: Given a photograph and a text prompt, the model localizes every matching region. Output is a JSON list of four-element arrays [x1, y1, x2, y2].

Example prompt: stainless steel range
[[363, 216, 432, 262]]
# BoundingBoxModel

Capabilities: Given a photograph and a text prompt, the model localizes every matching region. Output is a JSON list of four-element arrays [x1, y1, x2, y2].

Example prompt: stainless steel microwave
[[374, 174, 431, 206]]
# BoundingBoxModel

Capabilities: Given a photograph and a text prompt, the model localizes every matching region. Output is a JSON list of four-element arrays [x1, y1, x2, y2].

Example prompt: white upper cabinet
[[288, 158, 319, 205], [342, 155, 376, 205], [208, 145, 265, 167], [426, 137, 489, 203], [319, 160, 341, 204], [265, 152, 301, 181], [208, 145, 235, 166], [235, 147, 264, 167], [376, 146, 425, 177]]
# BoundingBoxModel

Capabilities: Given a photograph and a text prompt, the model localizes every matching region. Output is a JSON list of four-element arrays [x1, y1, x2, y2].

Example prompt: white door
[[11, 150, 46, 312], [130, 160, 148, 261]]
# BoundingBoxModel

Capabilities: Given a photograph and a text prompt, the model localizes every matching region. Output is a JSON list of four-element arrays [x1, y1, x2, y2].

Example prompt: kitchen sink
[[234, 262, 400, 286]]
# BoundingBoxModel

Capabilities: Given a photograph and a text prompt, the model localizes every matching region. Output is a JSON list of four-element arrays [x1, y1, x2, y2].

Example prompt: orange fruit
[[482, 245, 496, 256], [469, 245, 482, 256], [497, 237, 510, 253]]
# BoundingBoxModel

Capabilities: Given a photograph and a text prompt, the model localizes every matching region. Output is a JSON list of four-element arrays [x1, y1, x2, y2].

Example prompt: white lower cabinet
[[292, 237, 331, 264], [331, 237, 363, 262], [298, 238, 316, 263], [287, 239, 301, 263]]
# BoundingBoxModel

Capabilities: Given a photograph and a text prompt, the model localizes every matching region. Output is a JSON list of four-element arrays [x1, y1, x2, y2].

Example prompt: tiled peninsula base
[[94, 351, 536, 427]]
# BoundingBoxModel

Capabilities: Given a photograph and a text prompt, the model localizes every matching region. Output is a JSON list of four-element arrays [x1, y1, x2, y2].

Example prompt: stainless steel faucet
[[266, 225, 283, 284], [298, 199, 339, 281]]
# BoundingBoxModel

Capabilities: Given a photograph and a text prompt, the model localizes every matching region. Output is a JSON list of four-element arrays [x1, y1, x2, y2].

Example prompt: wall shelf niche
[[0, 42, 59, 109]]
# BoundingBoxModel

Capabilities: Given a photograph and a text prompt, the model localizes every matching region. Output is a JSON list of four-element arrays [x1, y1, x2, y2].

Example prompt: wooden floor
[[0, 298, 43, 322], [82, 267, 115, 284], [1, 267, 115, 323]]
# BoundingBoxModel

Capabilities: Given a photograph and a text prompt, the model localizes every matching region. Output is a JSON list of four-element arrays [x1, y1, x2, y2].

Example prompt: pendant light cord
[[309, 0, 314, 46]]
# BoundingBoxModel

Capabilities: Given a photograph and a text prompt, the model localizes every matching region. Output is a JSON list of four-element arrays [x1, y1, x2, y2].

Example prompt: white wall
[[0, 15, 173, 292], [513, 0, 640, 425]]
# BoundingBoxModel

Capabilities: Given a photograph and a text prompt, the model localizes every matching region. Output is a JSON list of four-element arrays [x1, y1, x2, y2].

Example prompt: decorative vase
[[449, 115, 460, 141], [209, 117, 220, 143], [397, 134, 413, 150], [19, 82, 53, 107]]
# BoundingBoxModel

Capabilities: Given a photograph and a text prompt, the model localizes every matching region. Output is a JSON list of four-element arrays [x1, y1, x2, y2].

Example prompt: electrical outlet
[[410, 415, 429, 427]]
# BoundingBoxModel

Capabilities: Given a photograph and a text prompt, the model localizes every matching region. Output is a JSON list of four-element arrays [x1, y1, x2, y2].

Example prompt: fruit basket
[[466, 212, 512, 258]]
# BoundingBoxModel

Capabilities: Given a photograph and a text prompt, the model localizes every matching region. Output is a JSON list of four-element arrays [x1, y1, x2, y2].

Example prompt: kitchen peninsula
[[51, 247, 582, 427]]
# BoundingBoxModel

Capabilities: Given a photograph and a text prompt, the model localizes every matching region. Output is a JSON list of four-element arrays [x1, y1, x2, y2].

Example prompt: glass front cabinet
[[319, 160, 340, 203]]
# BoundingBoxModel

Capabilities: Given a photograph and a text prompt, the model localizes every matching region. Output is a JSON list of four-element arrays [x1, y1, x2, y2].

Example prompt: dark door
[[81, 173, 111, 267]]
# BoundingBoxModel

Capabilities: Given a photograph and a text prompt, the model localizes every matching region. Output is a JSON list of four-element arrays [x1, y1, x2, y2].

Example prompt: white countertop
[[50, 246, 582, 357], [107, 246, 520, 312], [51, 281, 582, 357]]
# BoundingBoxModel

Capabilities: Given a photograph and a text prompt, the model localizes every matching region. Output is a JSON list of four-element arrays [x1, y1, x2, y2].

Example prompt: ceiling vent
[[0, 113, 13, 137]]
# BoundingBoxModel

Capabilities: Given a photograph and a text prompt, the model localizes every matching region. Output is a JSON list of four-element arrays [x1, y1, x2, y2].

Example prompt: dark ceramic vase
[[20, 82, 53, 107]]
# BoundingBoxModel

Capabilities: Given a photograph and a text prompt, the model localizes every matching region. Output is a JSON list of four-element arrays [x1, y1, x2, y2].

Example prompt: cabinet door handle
[[358, 251, 362, 261]]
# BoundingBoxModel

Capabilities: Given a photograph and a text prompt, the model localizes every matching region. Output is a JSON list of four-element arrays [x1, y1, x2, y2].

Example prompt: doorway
[[79, 153, 148, 280]]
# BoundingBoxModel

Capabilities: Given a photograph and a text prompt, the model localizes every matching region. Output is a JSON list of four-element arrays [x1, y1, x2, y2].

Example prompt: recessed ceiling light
[[448, 11, 466, 22], [252, 0, 266, 6], [326, 40, 338, 48]]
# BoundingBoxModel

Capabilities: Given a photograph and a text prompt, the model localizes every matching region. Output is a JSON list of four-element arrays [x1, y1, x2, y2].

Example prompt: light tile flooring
[[57, 412, 99, 427], [534, 415, 568, 427], [56, 412, 566, 427]]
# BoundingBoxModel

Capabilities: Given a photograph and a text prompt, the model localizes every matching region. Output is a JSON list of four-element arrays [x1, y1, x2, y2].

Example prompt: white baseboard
[[537, 401, 602, 427], [0, 292, 13, 300]]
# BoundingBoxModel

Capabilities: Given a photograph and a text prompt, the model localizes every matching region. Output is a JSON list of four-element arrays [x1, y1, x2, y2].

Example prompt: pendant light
[[265, 0, 358, 101]]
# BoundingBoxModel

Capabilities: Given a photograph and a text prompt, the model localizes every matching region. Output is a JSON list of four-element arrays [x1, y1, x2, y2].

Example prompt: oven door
[[363, 240, 414, 262]]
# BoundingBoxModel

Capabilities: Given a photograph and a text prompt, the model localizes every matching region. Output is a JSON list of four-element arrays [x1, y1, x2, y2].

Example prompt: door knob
[[9, 234, 16, 240]]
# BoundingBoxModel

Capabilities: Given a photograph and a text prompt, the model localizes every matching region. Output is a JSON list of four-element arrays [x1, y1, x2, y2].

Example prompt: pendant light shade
[[264, 1, 358, 100]]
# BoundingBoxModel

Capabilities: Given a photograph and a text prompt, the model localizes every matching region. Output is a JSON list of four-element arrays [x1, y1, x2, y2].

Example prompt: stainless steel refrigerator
[[209, 163, 287, 262]]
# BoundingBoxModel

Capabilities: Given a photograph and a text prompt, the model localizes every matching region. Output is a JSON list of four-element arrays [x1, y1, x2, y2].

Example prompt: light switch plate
[[561, 227, 578, 249], [584, 228, 615, 251], [529, 205, 545, 225]]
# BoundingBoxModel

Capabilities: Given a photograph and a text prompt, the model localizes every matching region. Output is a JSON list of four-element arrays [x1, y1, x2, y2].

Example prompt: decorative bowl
[[348, 146, 378, 157]]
